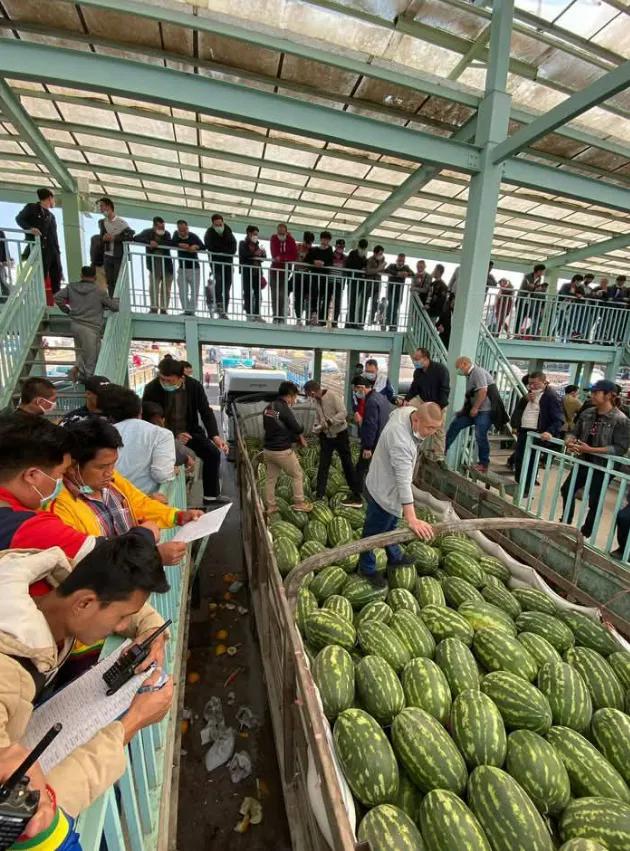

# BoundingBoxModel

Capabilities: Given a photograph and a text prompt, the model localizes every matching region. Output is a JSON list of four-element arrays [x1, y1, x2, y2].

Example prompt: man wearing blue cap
[[561, 379, 630, 538]]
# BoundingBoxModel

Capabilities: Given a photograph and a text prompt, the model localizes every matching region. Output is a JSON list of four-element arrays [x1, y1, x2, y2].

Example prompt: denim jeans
[[358, 494, 403, 575], [445, 410, 492, 467]]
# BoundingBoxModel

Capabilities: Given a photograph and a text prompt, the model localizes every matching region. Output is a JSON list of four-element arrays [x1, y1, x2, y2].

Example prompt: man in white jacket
[[358, 403, 442, 587]]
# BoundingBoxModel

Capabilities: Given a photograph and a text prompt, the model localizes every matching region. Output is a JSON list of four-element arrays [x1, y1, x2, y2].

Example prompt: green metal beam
[[493, 60, 630, 162], [545, 232, 630, 268], [0, 79, 77, 192]]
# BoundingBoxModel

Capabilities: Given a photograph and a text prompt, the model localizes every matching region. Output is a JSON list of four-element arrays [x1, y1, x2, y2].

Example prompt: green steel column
[[184, 318, 201, 379], [447, 0, 515, 412], [605, 353, 622, 382], [345, 349, 361, 410], [545, 268, 559, 294], [528, 359, 544, 374], [312, 349, 322, 383], [569, 362, 580, 385], [388, 334, 403, 394], [581, 362, 595, 390], [61, 192, 84, 281]]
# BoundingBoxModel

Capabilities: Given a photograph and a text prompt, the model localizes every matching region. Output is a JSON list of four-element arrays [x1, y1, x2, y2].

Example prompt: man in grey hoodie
[[54, 265, 119, 381]]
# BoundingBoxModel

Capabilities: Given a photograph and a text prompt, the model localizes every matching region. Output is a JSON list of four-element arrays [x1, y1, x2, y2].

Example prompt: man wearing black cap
[[59, 375, 111, 426], [561, 379, 630, 538]]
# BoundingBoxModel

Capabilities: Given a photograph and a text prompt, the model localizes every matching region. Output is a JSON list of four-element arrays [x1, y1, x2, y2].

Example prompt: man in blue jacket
[[510, 371, 563, 492], [353, 374, 394, 491]]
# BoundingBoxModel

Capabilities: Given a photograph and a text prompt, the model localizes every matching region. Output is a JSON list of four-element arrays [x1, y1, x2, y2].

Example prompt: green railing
[[476, 323, 527, 412], [95, 246, 132, 385], [404, 294, 448, 364], [76, 469, 189, 850], [0, 238, 45, 410]]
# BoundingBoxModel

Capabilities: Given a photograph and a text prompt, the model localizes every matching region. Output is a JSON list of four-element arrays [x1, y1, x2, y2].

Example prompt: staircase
[[94, 252, 132, 385]]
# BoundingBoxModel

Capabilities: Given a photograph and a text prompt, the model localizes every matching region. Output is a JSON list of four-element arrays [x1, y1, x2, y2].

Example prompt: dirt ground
[[176, 466, 292, 851]]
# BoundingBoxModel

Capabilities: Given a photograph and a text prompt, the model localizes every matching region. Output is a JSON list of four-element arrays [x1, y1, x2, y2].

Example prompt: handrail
[[95, 246, 132, 385], [404, 294, 448, 364]]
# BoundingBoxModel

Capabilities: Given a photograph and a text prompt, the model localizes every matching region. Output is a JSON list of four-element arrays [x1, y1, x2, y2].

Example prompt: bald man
[[358, 403, 441, 588], [445, 356, 494, 473]]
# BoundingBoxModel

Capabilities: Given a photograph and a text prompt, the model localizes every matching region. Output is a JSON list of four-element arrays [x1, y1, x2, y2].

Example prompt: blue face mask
[[413, 361, 423, 370], [34, 471, 63, 508], [160, 380, 181, 392]]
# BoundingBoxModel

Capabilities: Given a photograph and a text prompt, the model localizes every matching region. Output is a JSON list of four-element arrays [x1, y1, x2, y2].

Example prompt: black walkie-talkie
[[0, 723, 62, 851], [102, 619, 172, 695]]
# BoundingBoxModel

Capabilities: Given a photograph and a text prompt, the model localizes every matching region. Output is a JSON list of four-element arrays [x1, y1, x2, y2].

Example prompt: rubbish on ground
[[227, 645, 240, 656], [224, 592, 232, 601], [224, 603, 236, 610], [215, 644, 227, 656], [223, 573, 237, 584], [226, 690, 236, 705], [228, 751, 252, 783], [236, 705, 260, 730], [234, 797, 263, 832], [208, 603, 218, 611], [187, 671, 200, 684], [237, 606, 249, 615], [215, 629, 228, 640], [223, 667, 244, 689], [256, 779, 269, 799], [182, 708, 192, 720], [180, 720, 189, 735], [205, 728, 235, 773], [200, 696, 226, 745], [228, 580, 244, 593]]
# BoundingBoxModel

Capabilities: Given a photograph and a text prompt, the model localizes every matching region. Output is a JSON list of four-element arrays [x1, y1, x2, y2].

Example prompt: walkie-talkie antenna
[[0, 724, 62, 798], [139, 619, 171, 651]]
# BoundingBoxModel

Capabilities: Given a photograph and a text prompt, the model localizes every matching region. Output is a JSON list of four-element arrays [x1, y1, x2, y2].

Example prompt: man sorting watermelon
[[358, 402, 441, 588]]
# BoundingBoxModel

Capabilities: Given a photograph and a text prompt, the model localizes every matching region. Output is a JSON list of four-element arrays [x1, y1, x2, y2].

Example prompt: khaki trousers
[[263, 448, 305, 508], [408, 397, 446, 461]]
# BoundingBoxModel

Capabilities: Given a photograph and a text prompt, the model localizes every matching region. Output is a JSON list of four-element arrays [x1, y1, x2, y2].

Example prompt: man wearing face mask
[[238, 225, 267, 321], [352, 374, 394, 492], [204, 214, 237, 319], [364, 245, 387, 327], [5, 377, 57, 420], [404, 348, 450, 462], [445, 356, 496, 474], [345, 238, 368, 328], [135, 217, 174, 314], [364, 358, 395, 402], [357, 403, 440, 588], [270, 223, 297, 323], [305, 231, 334, 325]]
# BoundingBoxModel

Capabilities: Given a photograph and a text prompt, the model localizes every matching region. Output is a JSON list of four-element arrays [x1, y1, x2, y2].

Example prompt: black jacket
[[134, 228, 174, 274], [142, 376, 218, 439], [360, 391, 393, 451], [510, 386, 563, 436], [98, 218, 135, 261], [345, 250, 367, 274], [263, 398, 303, 450], [427, 279, 448, 319], [238, 238, 267, 268], [204, 225, 237, 259], [405, 361, 450, 408], [15, 202, 63, 285]]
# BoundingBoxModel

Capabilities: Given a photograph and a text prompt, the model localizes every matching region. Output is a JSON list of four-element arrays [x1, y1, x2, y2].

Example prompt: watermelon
[[309, 565, 346, 603], [559, 842, 608, 851], [299, 539, 327, 560], [419, 789, 491, 851], [273, 538, 300, 577], [388, 564, 417, 591], [481, 670, 552, 733], [434, 637, 480, 696], [515, 611, 575, 653], [401, 657, 452, 724], [565, 646, 625, 710], [338, 552, 359, 573], [304, 610, 356, 652], [269, 519, 303, 546], [450, 689, 507, 769], [591, 707, 630, 785], [442, 552, 485, 588], [560, 611, 620, 656], [414, 576, 445, 608], [518, 632, 563, 668], [312, 645, 355, 720], [355, 655, 405, 725], [388, 587, 420, 615], [459, 601, 517, 636], [467, 766, 555, 851], [310, 501, 333, 526], [336, 505, 365, 530], [304, 519, 328, 545], [322, 594, 353, 623], [358, 804, 426, 851], [478, 555, 511, 583], [481, 579, 522, 619], [374, 548, 388, 573], [297, 586, 318, 635], [420, 605, 474, 645], [328, 516, 353, 547], [608, 650, 630, 690], [441, 576, 484, 608], [505, 729, 571, 815], [342, 574, 388, 609], [473, 628, 538, 680], [357, 620, 411, 673], [280, 504, 309, 529], [545, 726, 630, 803], [439, 535, 481, 559], [558, 797, 630, 851], [333, 709, 399, 806], [405, 541, 440, 575], [391, 770, 423, 825], [391, 707, 468, 795], [536, 660, 593, 733], [354, 600, 393, 628], [389, 609, 436, 660], [511, 587, 558, 615]]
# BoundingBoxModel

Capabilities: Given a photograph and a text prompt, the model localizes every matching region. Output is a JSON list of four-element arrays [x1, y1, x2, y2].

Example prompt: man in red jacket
[[269, 223, 297, 323]]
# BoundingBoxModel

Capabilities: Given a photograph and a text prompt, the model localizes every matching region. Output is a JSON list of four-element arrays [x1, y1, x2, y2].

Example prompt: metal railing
[[405, 293, 448, 364], [76, 469, 189, 850], [477, 323, 527, 413], [483, 288, 630, 345], [95, 252, 132, 385], [0, 236, 46, 410], [123, 244, 412, 330]]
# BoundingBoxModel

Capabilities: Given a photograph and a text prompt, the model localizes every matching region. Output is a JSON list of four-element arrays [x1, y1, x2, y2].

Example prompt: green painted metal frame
[[545, 231, 630, 268]]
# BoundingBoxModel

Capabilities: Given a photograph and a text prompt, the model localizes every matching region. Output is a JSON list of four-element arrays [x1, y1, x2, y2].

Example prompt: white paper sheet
[[171, 502, 231, 543], [22, 642, 151, 773]]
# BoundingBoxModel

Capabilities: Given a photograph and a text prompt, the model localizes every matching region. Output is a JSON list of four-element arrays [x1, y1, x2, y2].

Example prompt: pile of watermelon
[[247, 438, 630, 851]]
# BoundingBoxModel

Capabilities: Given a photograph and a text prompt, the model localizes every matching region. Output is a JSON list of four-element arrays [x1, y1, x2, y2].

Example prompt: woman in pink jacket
[[270, 223, 297, 324]]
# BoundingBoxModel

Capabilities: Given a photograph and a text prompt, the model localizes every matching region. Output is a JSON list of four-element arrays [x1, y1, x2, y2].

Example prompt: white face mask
[[413, 430, 425, 442], [251, 236, 259, 243], [278, 234, 286, 242], [357, 249, 367, 257], [213, 224, 225, 234]]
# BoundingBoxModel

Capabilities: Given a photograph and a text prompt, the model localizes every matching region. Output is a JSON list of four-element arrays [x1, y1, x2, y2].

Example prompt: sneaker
[[341, 496, 363, 509], [387, 554, 416, 569], [218, 311, 229, 320], [358, 570, 388, 590], [203, 495, 231, 506], [291, 501, 313, 512], [610, 548, 623, 560], [472, 464, 488, 474]]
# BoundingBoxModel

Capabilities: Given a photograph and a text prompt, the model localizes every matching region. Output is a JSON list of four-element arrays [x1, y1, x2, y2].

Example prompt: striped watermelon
[[518, 632, 563, 668], [478, 555, 511, 583], [591, 707, 630, 785], [434, 638, 480, 696], [304, 609, 356, 652], [414, 576, 445, 608], [354, 600, 393, 628], [333, 708, 399, 806], [322, 594, 354, 623], [387, 587, 420, 615], [401, 657, 452, 724], [304, 519, 328, 545], [310, 565, 347, 603], [560, 611, 620, 656], [328, 516, 353, 547], [273, 538, 300, 577], [559, 842, 608, 851], [336, 505, 365, 530], [338, 553, 359, 573], [536, 660, 593, 733], [310, 501, 333, 526], [505, 729, 571, 815], [389, 609, 436, 660], [441, 576, 484, 608], [545, 726, 630, 803], [565, 646, 625, 710], [515, 611, 575, 653], [467, 766, 555, 851], [481, 670, 552, 733], [511, 587, 557, 615], [297, 586, 318, 635], [420, 605, 474, 645], [280, 504, 309, 529], [608, 650, 630, 690], [269, 519, 303, 546], [450, 689, 507, 769], [419, 789, 491, 851], [357, 804, 425, 851], [357, 620, 411, 673], [299, 539, 327, 560], [481, 579, 522, 619], [374, 548, 388, 573], [391, 769, 422, 825], [459, 601, 517, 636], [388, 564, 417, 591], [442, 552, 485, 588], [312, 645, 355, 720], [391, 706, 468, 795], [439, 535, 481, 559], [342, 574, 388, 609], [355, 655, 405, 725], [558, 797, 630, 851], [405, 541, 440, 575], [472, 628, 538, 681]]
